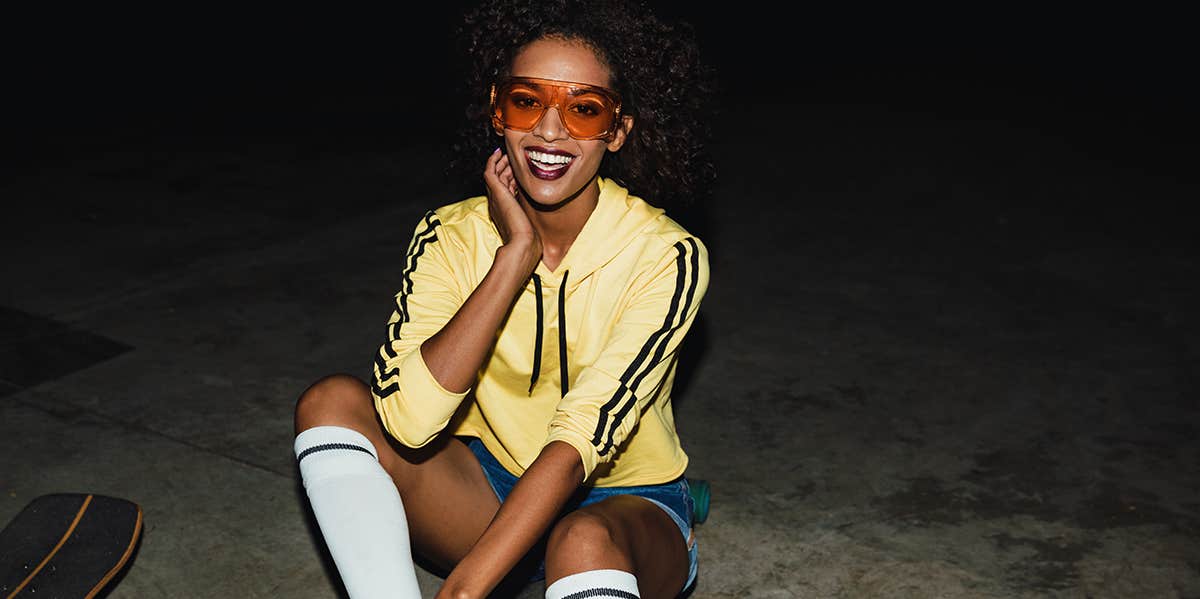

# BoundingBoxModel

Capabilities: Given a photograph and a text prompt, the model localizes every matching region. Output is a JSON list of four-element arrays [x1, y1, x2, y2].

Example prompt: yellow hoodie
[[371, 178, 708, 487]]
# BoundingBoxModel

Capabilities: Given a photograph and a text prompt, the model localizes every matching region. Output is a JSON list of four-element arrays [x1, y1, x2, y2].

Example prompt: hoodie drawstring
[[528, 273, 543, 394], [528, 270, 570, 398], [557, 270, 569, 397]]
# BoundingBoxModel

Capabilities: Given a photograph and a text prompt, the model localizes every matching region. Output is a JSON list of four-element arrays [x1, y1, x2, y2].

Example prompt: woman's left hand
[[434, 441, 585, 599]]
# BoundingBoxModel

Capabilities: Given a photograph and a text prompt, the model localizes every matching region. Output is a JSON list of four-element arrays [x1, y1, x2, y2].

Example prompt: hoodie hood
[[530, 177, 664, 289]]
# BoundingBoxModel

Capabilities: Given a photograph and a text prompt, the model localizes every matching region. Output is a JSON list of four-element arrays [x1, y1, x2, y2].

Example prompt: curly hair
[[449, 0, 717, 210]]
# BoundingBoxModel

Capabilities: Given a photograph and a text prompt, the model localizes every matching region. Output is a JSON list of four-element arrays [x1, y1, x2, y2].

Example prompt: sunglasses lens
[[561, 93, 616, 138], [494, 80, 618, 139], [497, 86, 546, 131]]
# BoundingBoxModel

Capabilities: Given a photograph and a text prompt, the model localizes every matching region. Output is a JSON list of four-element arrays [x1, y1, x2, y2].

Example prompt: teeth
[[528, 150, 573, 165]]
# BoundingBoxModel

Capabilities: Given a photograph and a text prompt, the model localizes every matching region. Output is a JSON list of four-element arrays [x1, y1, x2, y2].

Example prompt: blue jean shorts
[[466, 438, 699, 592]]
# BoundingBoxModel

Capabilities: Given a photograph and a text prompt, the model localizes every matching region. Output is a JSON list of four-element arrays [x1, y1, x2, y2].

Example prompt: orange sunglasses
[[490, 77, 623, 141]]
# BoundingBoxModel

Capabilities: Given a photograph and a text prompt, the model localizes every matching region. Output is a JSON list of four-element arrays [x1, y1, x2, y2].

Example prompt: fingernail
[[493, 147, 501, 154]]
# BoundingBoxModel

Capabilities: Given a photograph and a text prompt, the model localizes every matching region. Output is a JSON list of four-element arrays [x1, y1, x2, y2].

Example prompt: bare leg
[[294, 373, 500, 571], [544, 495, 690, 599]]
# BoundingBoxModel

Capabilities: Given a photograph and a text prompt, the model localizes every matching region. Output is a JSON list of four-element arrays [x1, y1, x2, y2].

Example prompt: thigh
[[295, 374, 500, 571], [380, 434, 501, 572], [545, 495, 689, 599]]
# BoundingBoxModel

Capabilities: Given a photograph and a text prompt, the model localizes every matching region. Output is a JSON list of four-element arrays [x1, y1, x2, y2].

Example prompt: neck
[[520, 177, 601, 271]]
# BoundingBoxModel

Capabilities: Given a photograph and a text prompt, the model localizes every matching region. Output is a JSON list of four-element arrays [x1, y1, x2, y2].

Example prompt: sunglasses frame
[[489, 76, 624, 141]]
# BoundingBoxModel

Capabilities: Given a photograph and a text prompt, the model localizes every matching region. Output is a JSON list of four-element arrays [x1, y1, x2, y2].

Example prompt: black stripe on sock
[[560, 588, 640, 599], [296, 442, 374, 463]]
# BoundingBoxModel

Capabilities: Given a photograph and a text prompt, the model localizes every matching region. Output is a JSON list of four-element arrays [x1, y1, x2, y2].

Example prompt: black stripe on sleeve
[[382, 212, 441, 350], [627, 238, 700, 394], [590, 239, 695, 453], [372, 378, 404, 402], [600, 238, 700, 454], [371, 347, 402, 400], [396, 211, 441, 330], [373, 212, 441, 398]]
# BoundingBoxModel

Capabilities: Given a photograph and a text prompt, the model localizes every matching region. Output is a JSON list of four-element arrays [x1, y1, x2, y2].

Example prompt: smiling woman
[[490, 37, 634, 229], [292, 1, 715, 598], [452, 0, 716, 212]]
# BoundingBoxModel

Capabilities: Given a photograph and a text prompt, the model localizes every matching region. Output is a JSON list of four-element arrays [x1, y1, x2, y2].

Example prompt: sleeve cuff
[[402, 346, 471, 403], [544, 428, 601, 483], [375, 348, 470, 448]]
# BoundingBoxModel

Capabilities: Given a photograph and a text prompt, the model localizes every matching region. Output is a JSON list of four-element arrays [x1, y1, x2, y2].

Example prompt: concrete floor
[[3, 76, 1198, 598]]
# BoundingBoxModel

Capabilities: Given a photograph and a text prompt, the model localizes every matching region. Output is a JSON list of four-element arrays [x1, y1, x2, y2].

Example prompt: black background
[[7, 5, 1194, 133], [5, 2, 1196, 241]]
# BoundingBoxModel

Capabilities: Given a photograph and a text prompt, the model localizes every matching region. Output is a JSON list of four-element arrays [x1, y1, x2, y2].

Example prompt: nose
[[533, 106, 569, 142]]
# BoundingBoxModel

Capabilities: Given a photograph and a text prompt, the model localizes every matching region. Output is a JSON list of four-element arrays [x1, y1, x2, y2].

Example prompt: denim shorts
[[466, 438, 698, 592]]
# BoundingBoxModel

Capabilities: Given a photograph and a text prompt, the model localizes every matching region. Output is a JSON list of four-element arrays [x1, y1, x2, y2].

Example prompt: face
[[499, 37, 633, 208]]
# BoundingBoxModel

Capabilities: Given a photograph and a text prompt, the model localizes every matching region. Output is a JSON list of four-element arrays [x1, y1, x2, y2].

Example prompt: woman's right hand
[[484, 148, 542, 273]]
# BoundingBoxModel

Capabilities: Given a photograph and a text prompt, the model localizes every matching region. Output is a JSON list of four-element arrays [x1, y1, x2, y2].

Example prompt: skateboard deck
[[0, 494, 142, 599]]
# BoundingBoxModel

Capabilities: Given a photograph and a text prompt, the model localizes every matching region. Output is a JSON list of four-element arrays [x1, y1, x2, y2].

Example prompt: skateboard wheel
[[687, 478, 710, 524]]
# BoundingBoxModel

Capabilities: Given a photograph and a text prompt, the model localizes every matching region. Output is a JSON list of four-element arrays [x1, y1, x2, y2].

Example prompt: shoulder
[[604, 178, 707, 259], [403, 195, 494, 245], [428, 195, 491, 231], [647, 213, 707, 255], [630, 202, 709, 271]]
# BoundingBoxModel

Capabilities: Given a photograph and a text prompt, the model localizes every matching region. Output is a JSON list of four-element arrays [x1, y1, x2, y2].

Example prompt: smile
[[525, 147, 576, 180]]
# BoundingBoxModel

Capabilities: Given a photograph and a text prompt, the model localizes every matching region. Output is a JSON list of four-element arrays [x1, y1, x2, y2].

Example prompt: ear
[[605, 115, 635, 152]]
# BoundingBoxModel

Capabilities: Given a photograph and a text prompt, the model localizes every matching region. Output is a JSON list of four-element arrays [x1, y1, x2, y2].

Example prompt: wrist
[[440, 565, 486, 599], [495, 240, 540, 273]]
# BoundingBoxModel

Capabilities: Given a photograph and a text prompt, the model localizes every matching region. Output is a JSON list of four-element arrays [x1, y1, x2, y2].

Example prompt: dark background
[[7, 6, 1195, 138], [4, 3, 1196, 243]]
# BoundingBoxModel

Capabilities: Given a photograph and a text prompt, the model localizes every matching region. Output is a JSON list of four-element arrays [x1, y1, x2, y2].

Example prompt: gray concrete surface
[[3, 93, 1198, 598]]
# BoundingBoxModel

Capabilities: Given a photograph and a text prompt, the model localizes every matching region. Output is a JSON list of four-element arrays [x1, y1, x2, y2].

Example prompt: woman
[[293, 2, 714, 597]]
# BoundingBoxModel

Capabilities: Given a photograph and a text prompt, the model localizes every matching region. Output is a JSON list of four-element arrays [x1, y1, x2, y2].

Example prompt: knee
[[294, 373, 373, 433], [547, 509, 624, 558]]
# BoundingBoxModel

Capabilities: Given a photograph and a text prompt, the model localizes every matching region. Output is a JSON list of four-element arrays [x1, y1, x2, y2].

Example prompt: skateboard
[[0, 494, 142, 599]]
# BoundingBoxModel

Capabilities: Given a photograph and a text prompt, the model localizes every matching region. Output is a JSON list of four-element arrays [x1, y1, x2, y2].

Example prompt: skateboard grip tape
[[1, 494, 143, 599]]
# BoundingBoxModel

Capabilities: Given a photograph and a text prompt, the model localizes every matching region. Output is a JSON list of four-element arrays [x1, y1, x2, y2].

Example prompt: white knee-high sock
[[545, 569, 640, 599], [295, 426, 421, 599]]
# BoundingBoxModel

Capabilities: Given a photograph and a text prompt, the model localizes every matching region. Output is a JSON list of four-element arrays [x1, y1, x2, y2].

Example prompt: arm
[[422, 148, 541, 391], [438, 441, 583, 599], [373, 149, 540, 446], [419, 242, 535, 392]]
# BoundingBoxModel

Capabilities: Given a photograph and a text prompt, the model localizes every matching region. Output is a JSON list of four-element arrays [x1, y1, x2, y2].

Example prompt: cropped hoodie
[[371, 177, 708, 487]]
